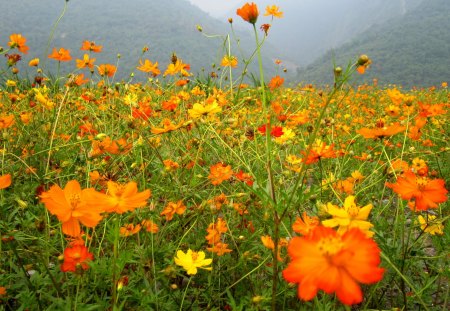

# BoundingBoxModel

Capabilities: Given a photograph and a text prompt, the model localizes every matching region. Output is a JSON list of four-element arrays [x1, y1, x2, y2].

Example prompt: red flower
[[257, 124, 284, 137], [61, 245, 94, 273]]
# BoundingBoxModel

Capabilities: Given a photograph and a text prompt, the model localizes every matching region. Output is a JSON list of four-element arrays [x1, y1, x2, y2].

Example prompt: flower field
[[0, 3, 449, 310]]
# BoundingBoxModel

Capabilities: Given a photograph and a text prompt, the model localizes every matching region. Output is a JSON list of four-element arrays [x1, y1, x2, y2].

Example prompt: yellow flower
[[174, 249, 212, 275], [264, 5, 283, 18], [188, 101, 222, 119], [274, 128, 295, 144], [220, 55, 238, 68], [29, 58, 40, 67], [418, 215, 444, 235], [321, 196, 374, 237], [6, 80, 16, 87]]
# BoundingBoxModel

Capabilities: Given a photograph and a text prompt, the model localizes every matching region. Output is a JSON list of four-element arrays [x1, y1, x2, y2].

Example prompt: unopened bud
[[357, 54, 369, 66]]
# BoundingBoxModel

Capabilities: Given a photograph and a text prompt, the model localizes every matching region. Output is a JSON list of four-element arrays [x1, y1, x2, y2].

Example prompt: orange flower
[[120, 223, 141, 237], [8, 34, 29, 54], [283, 226, 384, 305], [261, 235, 275, 250], [48, 47, 72, 62], [137, 59, 161, 76], [357, 122, 406, 139], [302, 139, 336, 164], [208, 163, 233, 185], [40, 180, 104, 237], [163, 159, 180, 171], [221, 55, 238, 68], [207, 242, 232, 256], [261, 235, 285, 261], [0, 286, 6, 295], [61, 244, 94, 273], [163, 59, 191, 77], [76, 54, 96, 69], [97, 64, 117, 77], [73, 73, 89, 86], [0, 115, 15, 129], [141, 219, 159, 233], [205, 218, 228, 245], [292, 212, 319, 236], [150, 118, 183, 134], [80, 40, 103, 53], [86, 181, 151, 214], [0, 174, 12, 189], [268, 75, 284, 90], [264, 5, 283, 18], [236, 2, 259, 24], [160, 200, 186, 221], [386, 171, 448, 211], [234, 170, 254, 186]]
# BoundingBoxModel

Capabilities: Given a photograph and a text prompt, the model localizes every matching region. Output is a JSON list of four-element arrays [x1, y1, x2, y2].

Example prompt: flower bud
[[357, 54, 370, 66]]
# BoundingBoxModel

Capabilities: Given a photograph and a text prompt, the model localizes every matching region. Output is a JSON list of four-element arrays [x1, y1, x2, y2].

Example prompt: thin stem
[[43, 0, 68, 70], [111, 214, 120, 309], [179, 277, 192, 311]]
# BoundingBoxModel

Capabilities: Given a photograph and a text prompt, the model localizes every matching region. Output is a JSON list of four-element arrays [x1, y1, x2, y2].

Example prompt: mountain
[[223, 0, 424, 68], [0, 0, 278, 81], [295, 0, 450, 88]]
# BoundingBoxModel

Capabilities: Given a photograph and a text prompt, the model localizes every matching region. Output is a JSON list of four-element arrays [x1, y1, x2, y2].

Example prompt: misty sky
[[188, 0, 242, 17]]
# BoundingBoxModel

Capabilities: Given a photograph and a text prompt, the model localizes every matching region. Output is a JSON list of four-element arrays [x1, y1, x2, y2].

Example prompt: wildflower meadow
[[0, 2, 448, 311]]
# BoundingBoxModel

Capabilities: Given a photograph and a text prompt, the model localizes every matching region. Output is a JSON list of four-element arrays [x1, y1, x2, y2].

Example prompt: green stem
[[179, 277, 192, 311], [43, 0, 68, 70], [380, 252, 429, 310], [111, 214, 120, 309]]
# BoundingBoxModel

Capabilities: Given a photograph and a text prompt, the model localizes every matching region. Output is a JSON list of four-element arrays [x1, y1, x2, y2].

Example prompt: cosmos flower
[[283, 226, 384, 305], [264, 5, 283, 18], [174, 249, 212, 275], [321, 196, 374, 237], [80, 40, 103, 53], [417, 215, 444, 235], [208, 163, 233, 185], [85, 181, 151, 214], [40, 180, 104, 237], [8, 34, 29, 54], [386, 171, 448, 211], [0, 174, 12, 189], [48, 47, 72, 62], [61, 244, 94, 273], [160, 200, 186, 221], [236, 2, 259, 24]]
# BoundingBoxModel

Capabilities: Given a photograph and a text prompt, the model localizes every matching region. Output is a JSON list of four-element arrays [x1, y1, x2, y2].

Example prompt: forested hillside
[[0, 0, 278, 81], [295, 0, 450, 88]]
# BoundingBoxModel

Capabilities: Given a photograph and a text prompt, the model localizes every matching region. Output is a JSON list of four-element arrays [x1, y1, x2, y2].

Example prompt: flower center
[[416, 177, 428, 189], [73, 252, 81, 260], [191, 251, 199, 261], [347, 203, 359, 217], [69, 194, 81, 210], [317, 236, 343, 256]]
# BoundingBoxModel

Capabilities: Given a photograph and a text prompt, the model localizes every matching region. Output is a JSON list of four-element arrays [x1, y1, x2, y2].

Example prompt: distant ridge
[[295, 0, 450, 88]]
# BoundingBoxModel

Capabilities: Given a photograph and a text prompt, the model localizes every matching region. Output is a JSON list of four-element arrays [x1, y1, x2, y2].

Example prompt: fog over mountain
[[190, 0, 424, 67]]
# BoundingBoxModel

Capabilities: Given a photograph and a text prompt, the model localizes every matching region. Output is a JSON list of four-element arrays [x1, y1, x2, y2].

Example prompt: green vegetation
[[295, 0, 450, 88]]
